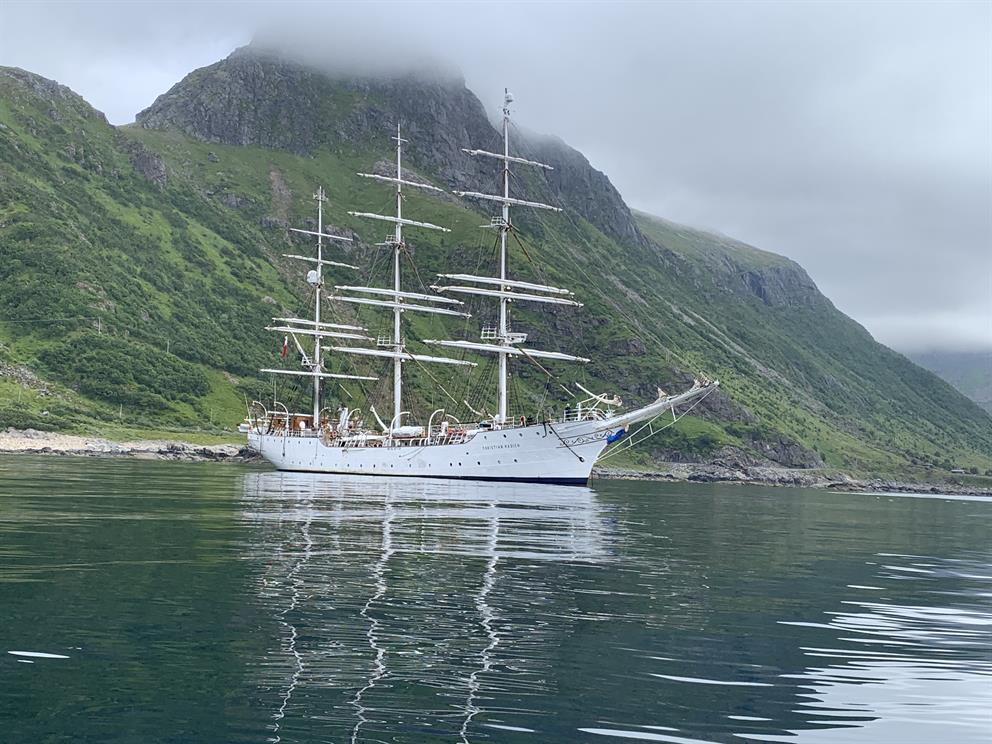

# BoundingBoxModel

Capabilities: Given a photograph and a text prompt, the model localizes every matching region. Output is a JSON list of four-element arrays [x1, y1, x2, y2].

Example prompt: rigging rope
[[545, 421, 585, 463], [532, 175, 704, 378], [598, 386, 717, 462], [408, 355, 461, 409], [516, 346, 574, 398]]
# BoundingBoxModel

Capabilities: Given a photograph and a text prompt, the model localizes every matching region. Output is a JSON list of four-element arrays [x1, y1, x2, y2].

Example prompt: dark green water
[[1, 456, 990, 743]]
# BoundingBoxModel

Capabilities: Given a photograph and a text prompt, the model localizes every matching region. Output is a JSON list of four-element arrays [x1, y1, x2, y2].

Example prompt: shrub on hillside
[[40, 332, 209, 410], [0, 406, 70, 431]]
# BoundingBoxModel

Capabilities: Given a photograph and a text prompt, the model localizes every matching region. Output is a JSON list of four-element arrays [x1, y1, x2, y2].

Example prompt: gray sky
[[2, 0, 989, 352]]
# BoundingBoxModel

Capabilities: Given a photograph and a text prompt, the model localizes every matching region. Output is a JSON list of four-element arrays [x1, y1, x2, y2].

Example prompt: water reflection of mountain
[[240, 473, 611, 742]]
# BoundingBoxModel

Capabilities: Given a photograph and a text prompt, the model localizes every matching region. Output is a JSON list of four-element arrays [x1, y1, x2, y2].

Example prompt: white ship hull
[[248, 384, 715, 485], [249, 419, 606, 484]]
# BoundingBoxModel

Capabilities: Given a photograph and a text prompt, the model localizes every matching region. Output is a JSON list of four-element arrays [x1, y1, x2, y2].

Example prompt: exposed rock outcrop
[[126, 141, 168, 188], [742, 265, 821, 307], [135, 43, 642, 246]]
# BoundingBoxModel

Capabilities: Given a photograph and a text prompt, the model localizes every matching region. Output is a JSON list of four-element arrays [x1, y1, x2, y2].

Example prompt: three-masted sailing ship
[[246, 91, 718, 484]]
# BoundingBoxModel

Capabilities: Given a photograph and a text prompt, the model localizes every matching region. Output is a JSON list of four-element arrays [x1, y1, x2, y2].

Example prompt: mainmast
[[392, 126, 404, 429], [336, 125, 475, 431], [429, 90, 585, 425], [313, 188, 326, 422], [497, 95, 510, 424]]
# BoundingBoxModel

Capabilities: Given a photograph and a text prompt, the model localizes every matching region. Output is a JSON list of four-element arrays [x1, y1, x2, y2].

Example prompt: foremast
[[391, 129, 404, 428], [428, 90, 586, 425], [497, 94, 512, 425]]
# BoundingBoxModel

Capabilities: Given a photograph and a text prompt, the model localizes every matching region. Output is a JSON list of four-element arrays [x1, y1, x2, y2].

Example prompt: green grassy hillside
[[1, 61, 989, 475], [631, 213, 991, 471]]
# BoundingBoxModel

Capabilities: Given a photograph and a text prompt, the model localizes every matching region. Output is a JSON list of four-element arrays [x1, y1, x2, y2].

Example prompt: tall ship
[[246, 91, 718, 484]]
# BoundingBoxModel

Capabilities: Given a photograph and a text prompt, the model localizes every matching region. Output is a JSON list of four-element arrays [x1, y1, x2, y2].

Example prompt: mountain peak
[[0, 66, 107, 124], [134, 46, 643, 244], [134, 44, 493, 168], [236, 36, 466, 87]]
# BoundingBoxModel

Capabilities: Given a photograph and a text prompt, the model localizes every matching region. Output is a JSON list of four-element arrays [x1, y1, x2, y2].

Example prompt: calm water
[[1, 456, 990, 743]]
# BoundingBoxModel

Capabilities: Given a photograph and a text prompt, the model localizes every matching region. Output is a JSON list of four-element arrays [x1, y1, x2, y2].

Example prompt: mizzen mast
[[263, 189, 377, 422]]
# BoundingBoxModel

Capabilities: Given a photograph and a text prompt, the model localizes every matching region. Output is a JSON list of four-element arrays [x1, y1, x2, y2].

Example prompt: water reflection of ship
[[260, 481, 315, 744], [349, 493, 393, 744], [243, 471, 609, 559], [460, 499, 499, 743], [242, 472, 610, 740]]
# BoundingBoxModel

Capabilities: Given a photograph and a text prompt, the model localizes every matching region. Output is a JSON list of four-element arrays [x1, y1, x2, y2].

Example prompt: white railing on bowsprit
[[559, 407, 607, 423]]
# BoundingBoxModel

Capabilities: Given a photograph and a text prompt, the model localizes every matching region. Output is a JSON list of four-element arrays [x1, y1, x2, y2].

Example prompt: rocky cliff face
[[636, 212, 825, 308], [740, 264, 821, 307], [135, 44, 642, 245], [516, 130, 643, 245]]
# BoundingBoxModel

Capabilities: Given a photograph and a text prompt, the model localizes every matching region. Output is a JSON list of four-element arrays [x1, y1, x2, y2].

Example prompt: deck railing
[[252, 404, 611, 444]]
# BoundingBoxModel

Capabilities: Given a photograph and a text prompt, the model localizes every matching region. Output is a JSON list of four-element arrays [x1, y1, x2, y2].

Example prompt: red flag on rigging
[[280, 335, 289, 359]]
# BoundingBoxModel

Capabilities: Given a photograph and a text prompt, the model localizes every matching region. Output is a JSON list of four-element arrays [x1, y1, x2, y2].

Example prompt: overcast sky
[[2, 0, 989, 353]]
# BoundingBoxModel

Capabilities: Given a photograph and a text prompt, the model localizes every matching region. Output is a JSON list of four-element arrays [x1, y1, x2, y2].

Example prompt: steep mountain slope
[[909, 350, 992, 413], [1, 49, 989, 473], [631, 213, 991, 470]]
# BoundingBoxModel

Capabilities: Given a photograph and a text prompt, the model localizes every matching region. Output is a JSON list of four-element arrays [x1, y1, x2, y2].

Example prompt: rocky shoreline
[[0, 428, 257, 462], [593, 463, 992, 497], [2, 428, 986, 496]]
